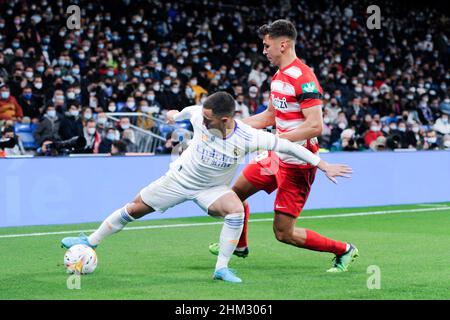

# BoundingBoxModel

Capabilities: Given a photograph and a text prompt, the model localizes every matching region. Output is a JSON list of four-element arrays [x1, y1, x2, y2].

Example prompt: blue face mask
[[107, 133, 115, 141], [23, 92, 32, 100]]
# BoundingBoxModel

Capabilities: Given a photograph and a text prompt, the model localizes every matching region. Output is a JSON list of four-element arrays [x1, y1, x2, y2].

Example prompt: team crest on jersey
[[271, 95, 288, 110], [233, 146, 240, 157], [301, 82, 318, 93]]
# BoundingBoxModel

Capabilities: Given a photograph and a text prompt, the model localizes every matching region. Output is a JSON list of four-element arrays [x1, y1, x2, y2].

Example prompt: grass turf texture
[[0, 202, 449, 300]]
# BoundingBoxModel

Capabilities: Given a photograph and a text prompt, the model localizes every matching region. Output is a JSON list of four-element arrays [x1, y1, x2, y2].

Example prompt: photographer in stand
[[36, 136, 86, 157]]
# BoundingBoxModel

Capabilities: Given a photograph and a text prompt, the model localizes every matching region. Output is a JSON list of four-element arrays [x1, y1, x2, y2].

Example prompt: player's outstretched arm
[[254, 133, 352, 184], [275, 138, 352, 184], [166, 105, 201, 124], [316, 160, 353, 184]]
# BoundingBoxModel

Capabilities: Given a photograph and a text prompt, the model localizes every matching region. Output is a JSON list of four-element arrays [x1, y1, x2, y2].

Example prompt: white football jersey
[[167, 105, 320, 190]]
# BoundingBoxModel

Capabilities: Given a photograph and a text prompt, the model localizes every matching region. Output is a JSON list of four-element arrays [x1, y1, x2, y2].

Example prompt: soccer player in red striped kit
[[210, 19, 358, 272]]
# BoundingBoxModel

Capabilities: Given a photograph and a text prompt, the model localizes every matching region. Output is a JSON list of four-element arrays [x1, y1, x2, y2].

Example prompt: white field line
[[0, 206, 449, 239], [416, 203, 450, 208]]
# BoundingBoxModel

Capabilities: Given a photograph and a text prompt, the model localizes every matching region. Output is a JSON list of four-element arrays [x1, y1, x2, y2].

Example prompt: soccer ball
[[64, 244, 97, 275]]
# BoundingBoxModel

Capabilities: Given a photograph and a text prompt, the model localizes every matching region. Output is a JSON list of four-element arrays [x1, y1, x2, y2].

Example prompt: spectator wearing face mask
[[439, 96, 450, 115], [417, 95, 434, 126], [51, 89, 67, 114], [99, 127, 116, 154], [136, 100, 156, 130], [81, 107, 94, 124], [163, 83, 184, 111], [96, 112, 112, 137], [433, 114, 450, 135], [33, 105, 61, 146], [59, 104, 83, 140], [325, 98, 342, 124], [188, 78, 208, 104], [181, 86, 196, 107], [246, 86, 260, 114], [0, 83, 23, 121], [234, 94, 250, 120], [256, 91, 270, 114], [118, 117, 131, 133], [17, 86, 40, 121], [423, 130, 440, 150], [364, 120, 384, 148], [83, 119, 101, 153], [404, 122, 425, 149]]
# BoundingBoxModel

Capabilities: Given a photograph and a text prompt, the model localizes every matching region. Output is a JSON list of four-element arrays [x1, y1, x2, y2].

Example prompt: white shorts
[[139, 174, 233, 213]]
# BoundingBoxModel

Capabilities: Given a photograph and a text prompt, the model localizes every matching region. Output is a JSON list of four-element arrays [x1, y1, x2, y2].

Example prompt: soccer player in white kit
[[61, 92, 352, 283]]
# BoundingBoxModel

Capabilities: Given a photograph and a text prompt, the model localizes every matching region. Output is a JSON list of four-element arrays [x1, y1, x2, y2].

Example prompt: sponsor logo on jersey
[[301, 82, 318, 93], [271, 96, 288, 110]]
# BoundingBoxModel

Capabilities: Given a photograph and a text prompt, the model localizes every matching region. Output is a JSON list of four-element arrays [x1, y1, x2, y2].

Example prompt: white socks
[[88, 205, 135, 246], [215, 212, 244, 271]]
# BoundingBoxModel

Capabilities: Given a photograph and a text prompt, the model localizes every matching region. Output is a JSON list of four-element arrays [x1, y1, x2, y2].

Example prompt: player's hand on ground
[[166, 110, 179, 124], [317, 160, 353, 184]]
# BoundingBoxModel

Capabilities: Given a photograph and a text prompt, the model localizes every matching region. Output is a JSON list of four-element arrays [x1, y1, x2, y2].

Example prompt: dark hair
[[112, 140, 127, 154], [258, 19, 297, 40], [203, 91, 235, 117]]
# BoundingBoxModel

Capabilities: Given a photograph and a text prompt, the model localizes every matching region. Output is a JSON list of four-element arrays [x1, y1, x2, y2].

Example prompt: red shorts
[[242, 151, 317, 218]]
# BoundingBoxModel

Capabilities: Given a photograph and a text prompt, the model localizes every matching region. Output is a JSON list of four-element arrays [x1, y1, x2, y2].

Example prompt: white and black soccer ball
[[64, 244, 97, 274]]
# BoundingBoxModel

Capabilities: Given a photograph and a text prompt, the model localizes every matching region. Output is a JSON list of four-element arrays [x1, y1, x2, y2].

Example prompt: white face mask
[[338, 122, 346, 130], [370, 126, 380, 132], [98, 117, 107, 125], [47, 110, 56, 118], [87, 127, 96, 135], [70, 110, 79, 117], [108, 105, 116, 112], [412, 127, 419, 133], [121, 124, 130, 130], [427, 137, 437, 144], [84, 113, 92, 120]]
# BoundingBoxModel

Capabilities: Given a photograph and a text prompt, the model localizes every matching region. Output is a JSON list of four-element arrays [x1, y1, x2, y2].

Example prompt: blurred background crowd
[[0, 0, 449, 157]]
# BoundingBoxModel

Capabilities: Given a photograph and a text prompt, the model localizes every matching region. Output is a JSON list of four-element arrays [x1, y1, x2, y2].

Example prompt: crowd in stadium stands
[[0, 0, 449, 157]]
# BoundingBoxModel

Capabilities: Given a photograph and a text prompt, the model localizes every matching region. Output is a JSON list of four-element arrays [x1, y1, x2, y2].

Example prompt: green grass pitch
[[0, 202, 449, 300]]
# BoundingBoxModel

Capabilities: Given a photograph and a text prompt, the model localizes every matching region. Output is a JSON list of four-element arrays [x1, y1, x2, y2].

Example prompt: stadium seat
[[14, 123, 38, 149]]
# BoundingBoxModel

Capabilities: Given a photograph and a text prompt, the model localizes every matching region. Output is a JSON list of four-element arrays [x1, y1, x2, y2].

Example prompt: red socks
[[304, 229, 347, 255], [237, 202, 250, 248], [235, 203, 347, 256]]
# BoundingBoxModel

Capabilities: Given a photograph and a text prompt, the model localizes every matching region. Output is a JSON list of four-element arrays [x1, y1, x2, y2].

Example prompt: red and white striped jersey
[[270, 57, 323, 166]]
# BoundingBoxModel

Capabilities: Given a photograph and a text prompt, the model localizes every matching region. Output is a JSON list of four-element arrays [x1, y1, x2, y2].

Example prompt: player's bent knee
[[273, 227, 292, 244], [127, 195, 155, 219]]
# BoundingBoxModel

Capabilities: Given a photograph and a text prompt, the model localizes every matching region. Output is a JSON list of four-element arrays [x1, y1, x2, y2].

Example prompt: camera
[[44, 136, 86, 156]]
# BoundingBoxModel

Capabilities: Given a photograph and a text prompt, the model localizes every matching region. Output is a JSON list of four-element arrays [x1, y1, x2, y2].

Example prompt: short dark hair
[[202, 91, 235, 117], [112, 140, 127, 154], [258, 19, 297, 40]]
